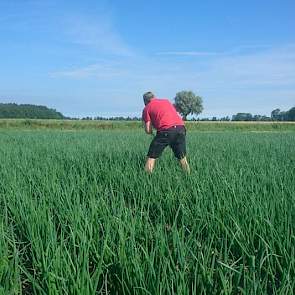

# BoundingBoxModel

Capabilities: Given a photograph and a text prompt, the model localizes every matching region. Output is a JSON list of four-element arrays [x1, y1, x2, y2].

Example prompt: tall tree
[[287, 107, 295, 121], [174, 91, 203, 120], [271, 108, 281, 120]]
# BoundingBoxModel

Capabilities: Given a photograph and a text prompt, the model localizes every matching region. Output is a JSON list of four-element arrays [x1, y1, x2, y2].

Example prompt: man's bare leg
[[145, 158, 156, 173], [179, 156, 190, 173]]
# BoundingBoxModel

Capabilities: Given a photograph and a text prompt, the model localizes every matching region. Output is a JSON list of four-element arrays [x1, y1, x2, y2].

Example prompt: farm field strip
[[0, 119, 295, 132]]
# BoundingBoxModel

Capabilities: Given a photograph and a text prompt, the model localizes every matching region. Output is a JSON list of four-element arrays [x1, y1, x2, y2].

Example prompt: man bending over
[[142, 91, 190, 173]]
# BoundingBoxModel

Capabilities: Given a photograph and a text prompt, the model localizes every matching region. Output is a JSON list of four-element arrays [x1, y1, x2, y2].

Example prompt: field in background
[[1, 118, 295, 131], [0, 129, 294, 294]]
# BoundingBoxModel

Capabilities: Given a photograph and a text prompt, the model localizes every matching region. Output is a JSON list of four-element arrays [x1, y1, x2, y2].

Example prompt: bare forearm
[[145, 128, 152, 134], [144, 121, 153, 134]]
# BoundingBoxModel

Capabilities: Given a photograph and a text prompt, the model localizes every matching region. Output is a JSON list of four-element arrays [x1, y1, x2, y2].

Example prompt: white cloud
[[0, 1, 134, 56], [198, 44, 295, 89], [156, 51, 219, 56], [52, 44, 295, 88], [64, 15, 134, 56], [51, 61, 129, 79], [156, 45, 272, 57], [50, 44, 295, 117]]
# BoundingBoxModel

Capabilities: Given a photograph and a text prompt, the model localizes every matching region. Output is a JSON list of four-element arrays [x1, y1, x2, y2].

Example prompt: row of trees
[[172, 91, 295, 121], [271, 108, 295, 121], [81, 116, 141, 121], [232, 113, 272, 121], [232, 107, 295, 121], [155, 91, 295, 121], [1, 93, 294, 121], [0, 103, 65, 119], [0, 91, 203, 121]]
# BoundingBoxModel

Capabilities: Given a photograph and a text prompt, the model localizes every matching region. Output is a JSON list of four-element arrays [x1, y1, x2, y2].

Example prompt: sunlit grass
[[0, 119, 295, 132], [0, 130, 294, 294]]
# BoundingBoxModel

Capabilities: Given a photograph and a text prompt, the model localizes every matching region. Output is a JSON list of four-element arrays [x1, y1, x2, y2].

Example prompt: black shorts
[[147, 125, 187, 159]]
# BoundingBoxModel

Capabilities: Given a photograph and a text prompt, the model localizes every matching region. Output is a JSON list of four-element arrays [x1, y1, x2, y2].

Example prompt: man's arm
[[142, 107, 153, 134], [144, 121, 153, 134]]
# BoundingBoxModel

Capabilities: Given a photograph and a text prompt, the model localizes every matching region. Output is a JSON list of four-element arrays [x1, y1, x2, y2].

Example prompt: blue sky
[[0, 0, 294, 118]]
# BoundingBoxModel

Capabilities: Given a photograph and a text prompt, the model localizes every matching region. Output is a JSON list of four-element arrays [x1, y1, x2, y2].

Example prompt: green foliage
[[232, 113, 273, 121], [232, 113, 253, 121], [271, 106, 295, 121], [287, 107, 295, 121], [174, 91, 203, 120], [0, 130, 294, 294], [0, 103, 65, 119], [271, 108, 281, 120]]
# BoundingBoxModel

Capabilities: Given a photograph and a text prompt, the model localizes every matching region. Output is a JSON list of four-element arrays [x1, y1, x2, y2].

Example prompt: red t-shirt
[[142, 98, 184, 131]]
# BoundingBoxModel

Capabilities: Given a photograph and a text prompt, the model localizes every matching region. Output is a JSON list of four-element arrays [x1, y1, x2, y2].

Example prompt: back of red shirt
[[142, 98, 184, 131]]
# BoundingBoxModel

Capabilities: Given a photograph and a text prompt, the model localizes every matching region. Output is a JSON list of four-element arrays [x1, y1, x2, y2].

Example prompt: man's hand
[[144, 121, 153, 134]]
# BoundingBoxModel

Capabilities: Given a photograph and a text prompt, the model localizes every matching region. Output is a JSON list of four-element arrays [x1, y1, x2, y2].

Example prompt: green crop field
[[1, 119, 295, 132], [0, 129, 294, 294]]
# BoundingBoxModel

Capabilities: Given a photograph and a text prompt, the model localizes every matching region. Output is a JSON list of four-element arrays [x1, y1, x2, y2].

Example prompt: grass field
[[0, 129, 294, 294], [1, 119, 295, 132]]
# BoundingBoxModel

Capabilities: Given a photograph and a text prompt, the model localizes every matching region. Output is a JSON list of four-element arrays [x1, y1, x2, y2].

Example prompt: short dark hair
[[143, 91, 155, 104]]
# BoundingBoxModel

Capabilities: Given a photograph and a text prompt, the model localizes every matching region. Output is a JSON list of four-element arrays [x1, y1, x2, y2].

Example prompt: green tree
[[174, 91, 203, 120], [287, 107, 295, 121], [271, 108, 281, 120], [0, 103, 65, 119], [232, 113, 253, 121]]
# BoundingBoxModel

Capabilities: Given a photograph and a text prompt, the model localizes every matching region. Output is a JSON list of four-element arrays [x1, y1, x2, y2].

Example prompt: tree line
[[231, 107, 295, 121], [0, 103, 65, 119], [77, 107, 295, 122], [1, 95, 294, 121], [270, 108, 295, 121]]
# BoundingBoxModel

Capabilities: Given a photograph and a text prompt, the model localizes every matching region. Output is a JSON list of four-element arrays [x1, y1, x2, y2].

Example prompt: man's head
[[143, 91, 155, 105]]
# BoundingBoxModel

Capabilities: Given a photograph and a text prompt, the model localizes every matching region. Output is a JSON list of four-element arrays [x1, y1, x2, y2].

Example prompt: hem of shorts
[[176, 154, 186, 160]]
